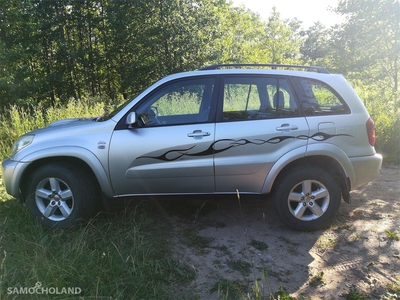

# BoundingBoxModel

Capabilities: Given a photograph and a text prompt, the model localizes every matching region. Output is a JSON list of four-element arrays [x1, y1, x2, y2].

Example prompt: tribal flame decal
[[133, 132, 353, 163], [266, 132, 353, 144]]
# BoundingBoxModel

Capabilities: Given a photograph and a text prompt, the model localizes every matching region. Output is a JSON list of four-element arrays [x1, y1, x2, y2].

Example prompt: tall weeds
[[0, 97, 106, 161]]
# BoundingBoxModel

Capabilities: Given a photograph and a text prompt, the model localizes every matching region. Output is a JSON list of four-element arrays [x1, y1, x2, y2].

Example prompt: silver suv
[[2, 64, 383, 230]]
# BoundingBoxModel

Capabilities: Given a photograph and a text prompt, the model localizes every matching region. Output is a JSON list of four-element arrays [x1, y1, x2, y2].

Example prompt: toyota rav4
[[2, 64, 383, 230]]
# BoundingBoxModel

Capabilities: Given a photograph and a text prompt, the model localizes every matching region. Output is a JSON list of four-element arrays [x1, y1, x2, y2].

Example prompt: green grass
[[212, 278, 249, 300], [181, 227, 215, 251], [308, 271, 325, 287], [314, 231, 338, 253], [227, 259, 253, 277], [388, 276, 400, 294], [0, 199, 196, 299], [386, 230, 400, 241], [249, 239, 269, 251], [273, 285, 297, 300], [341, 288, 369, 300]]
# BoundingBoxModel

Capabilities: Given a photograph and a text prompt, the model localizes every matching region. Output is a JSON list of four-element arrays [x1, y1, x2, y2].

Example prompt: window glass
[[298, 79, 350, 115], [221, 77, 300, 121], [137, 78, 214, 126]]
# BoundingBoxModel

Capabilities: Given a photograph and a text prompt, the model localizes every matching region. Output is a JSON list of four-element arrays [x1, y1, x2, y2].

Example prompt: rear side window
[[221, 76, 300, 121], [296, 78, 350, 115]]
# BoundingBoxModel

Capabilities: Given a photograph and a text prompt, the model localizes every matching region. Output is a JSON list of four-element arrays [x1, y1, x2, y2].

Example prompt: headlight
[[11, 134, 34, 156]]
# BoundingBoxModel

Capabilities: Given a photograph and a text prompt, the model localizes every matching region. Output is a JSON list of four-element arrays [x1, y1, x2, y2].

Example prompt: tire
[[25, 163, 98, 228], [272, 166, 341, 231]]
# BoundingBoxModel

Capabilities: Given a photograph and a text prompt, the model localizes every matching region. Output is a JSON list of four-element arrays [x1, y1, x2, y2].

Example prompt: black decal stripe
[[134, 133, 354, 162]]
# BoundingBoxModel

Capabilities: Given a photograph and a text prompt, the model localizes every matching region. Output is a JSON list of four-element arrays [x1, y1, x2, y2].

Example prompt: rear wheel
[[26, 163, 98, 228], [272, 166, 341, 231]]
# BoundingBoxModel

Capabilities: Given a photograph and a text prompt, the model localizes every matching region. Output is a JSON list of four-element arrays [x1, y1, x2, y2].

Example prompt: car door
[[214, 75, 310, 193], [109, 76, 217, 196]]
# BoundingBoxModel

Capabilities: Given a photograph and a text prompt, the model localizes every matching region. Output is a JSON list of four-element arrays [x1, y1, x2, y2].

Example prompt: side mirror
[[126, 112, 137, 128]]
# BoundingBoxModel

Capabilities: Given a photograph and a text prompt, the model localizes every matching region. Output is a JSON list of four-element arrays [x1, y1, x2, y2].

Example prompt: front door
[[109, 76, 217, 196]]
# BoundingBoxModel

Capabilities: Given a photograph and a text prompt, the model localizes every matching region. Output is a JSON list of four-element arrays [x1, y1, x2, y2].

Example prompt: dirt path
[[165, 167, 400, 299]]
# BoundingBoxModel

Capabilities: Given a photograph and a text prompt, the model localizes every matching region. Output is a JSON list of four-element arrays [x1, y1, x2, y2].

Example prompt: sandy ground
[[162, 166, 400, 299]]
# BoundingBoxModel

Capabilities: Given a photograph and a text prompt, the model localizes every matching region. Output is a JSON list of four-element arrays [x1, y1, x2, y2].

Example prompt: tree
[[331, 0, 399, 93], [300, 22, 330, 66], [209, 3, 268, 64], [0, 0, 277, 107], [263, 7, 302, 64], [0, 0, 40, 106]]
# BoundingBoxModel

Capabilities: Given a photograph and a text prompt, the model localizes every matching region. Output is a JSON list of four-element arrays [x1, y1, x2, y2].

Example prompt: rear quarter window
[[295, 78, 350, 115]]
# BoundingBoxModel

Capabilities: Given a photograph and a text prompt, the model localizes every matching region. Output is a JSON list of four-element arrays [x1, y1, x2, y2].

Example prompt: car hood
[[48, 117, 94, 127], [11, 116, 117, 162], [26, 116, 115, 138]]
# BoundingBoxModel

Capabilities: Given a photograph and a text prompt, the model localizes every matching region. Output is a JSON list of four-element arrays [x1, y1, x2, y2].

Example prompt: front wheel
[[25, 163, 98, 228], [272, 166, 341, 231]]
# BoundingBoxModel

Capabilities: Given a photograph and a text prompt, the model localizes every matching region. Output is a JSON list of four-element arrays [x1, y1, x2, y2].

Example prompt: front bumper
[[1, 158, 30, 199]]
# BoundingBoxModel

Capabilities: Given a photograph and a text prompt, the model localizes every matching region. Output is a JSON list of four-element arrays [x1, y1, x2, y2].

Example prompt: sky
[[230, 0, 343, 28]]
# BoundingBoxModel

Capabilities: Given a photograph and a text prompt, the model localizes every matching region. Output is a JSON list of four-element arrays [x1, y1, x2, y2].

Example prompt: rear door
[[109, 76, 217, 195], [214, 75, 309, 193]]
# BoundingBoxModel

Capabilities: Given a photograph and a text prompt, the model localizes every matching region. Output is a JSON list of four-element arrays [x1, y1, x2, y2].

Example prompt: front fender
[[19, 146, 114, 197]]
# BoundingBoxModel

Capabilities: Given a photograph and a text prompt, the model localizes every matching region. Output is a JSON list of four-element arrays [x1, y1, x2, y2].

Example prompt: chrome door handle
[[276, 124, 299, 132], [187, 130, 211, 138]]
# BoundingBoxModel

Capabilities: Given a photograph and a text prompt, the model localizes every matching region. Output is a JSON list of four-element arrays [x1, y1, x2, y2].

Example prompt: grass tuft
[[309, 271, 325, 287], [212, 278, 248, 300], [273, 285, 297, 300], [249, 239, 269, 251], [227, 259, 253, 277], [386, 230, 399, 241], [341, 287, 369, 300]]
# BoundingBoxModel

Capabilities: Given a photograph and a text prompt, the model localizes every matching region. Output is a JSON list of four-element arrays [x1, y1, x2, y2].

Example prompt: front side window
[[297, 78, 350, 115], [137, 77, 215, 126], [221, 76, 300, 121]]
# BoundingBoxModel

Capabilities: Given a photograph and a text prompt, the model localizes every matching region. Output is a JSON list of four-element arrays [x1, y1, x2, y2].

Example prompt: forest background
[[0, 0, 398, 163]]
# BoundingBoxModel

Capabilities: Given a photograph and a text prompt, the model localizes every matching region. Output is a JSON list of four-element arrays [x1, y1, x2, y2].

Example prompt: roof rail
[[200, 63, 330, 74]]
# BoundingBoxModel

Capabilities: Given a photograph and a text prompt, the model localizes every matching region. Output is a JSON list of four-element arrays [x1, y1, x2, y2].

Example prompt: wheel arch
[[19, 148, 113, 202], [262, 144, 355, 203]]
